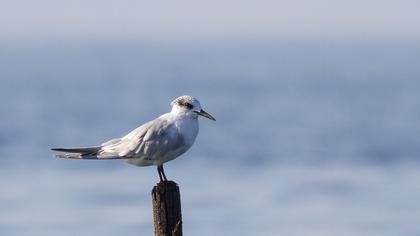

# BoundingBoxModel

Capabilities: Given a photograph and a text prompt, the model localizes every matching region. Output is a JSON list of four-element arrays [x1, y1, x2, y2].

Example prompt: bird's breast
[[175, 118, 199, 147]]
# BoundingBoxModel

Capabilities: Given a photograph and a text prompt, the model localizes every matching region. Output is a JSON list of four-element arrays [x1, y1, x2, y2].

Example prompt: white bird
[[52, 95, 216, 182]]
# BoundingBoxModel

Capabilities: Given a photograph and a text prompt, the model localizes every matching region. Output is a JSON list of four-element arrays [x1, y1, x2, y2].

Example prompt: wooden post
[[152, 181, 182, 236]]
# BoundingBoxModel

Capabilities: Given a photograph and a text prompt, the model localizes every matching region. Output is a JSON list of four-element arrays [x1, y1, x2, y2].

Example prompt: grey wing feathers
[[99, 118, 174, 158], [123, 118, 187, 162], [51, 146, 102, 159], [52, 146, 124, 159], [97, 120, 155, 158], [51, 119, 163, 160], [100, 117, 185, 162], [52, 115, 185, 162], [51, 147, 101, 154]]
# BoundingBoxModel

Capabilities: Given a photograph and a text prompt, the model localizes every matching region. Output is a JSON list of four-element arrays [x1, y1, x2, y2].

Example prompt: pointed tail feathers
[[51, 146, 123, 160], [51, 147, 100, 154], [51, 146, 100, 159]]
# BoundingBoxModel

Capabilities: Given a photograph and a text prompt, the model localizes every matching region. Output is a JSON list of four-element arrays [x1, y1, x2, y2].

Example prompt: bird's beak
[[197, 109, 216, 121]]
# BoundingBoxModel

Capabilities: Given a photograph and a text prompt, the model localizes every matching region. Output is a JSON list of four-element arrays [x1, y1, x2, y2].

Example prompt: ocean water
[[0, 40, 419, 235]]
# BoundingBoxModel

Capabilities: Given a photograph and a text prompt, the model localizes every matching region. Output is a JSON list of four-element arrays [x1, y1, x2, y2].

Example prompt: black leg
[[157, 164, 168, 182], [161, 165, 168, 181], [157, 165, 164, 182]]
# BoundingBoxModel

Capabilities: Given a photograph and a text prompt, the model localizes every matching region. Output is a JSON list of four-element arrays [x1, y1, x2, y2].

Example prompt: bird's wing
[[52, 115, 187, 161], [98, 116, 186, 160], [52, 146, 103, 159]]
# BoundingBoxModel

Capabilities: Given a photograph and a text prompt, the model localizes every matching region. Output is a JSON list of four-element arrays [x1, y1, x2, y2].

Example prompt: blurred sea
[[0, 40, 419, 236]]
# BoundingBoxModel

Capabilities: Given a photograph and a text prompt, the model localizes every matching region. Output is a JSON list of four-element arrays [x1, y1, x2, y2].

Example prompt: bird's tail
[[51, 147, 101, 159], [51, 146, 124, 159]]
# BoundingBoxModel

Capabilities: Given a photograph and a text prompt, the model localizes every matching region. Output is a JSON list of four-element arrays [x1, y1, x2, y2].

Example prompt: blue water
[[0, 40, 419, 235]]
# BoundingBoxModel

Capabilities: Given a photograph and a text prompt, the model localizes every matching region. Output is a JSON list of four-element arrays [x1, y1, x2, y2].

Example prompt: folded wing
[[52, 115, 186, 163]]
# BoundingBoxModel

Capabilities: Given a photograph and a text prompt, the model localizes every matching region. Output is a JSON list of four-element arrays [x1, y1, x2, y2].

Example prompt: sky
[[1, 0, 420, 41]]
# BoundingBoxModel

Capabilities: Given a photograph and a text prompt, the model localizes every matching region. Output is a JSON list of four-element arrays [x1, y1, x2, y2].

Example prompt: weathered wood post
[[152, 181, 182, 236]]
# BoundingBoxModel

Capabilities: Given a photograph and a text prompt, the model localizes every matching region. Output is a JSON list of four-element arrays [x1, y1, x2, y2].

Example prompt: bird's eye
[[185, 103, 193, 109]]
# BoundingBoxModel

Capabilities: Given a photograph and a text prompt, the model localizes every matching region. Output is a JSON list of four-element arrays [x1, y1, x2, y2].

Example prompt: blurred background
[[1, 0, 420, 235]]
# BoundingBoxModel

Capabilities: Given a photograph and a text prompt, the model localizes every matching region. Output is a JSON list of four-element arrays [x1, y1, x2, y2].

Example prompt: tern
[[51, 95, 216, 182]]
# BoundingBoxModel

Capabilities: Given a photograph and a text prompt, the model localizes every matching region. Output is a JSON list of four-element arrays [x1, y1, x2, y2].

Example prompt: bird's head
[[171, 95, 216, 121]]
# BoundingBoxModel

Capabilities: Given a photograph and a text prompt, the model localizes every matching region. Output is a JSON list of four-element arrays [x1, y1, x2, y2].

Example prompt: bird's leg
[[160, 165, 168, 181], [157, 165, 164, 182], [157, 165, 168, 182]]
